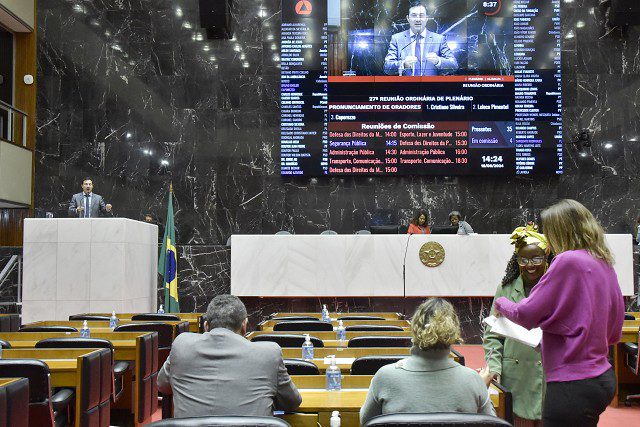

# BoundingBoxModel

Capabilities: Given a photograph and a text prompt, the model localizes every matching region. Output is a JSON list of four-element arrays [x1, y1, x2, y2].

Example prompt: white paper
[[484, 315, 542, 348]]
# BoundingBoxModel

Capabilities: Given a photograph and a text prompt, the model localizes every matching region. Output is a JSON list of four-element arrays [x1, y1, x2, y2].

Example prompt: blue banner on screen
[[280, 0, 563, 176]]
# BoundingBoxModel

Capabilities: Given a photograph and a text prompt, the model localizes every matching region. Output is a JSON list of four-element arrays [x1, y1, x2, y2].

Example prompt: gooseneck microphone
[[402, 232, 413, 297]]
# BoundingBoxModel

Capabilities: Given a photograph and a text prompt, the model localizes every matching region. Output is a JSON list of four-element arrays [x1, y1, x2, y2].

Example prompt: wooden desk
[[24, 320, 186, 339], [0, 331, 153, 361], [2, 348, 106, 426], [612, 324, 640, 406], [282, 348, 411, 359], [246, 330, 411, 343], [290, 375, 506, 427], [260, 319, 410, 330], [89, 313, 202, 333], [285, 350, 461, 373], [271, 312, 404, 320]]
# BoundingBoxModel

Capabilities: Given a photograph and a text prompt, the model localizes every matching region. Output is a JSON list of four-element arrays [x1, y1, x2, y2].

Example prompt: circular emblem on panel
[[419, 242, 445, 267]]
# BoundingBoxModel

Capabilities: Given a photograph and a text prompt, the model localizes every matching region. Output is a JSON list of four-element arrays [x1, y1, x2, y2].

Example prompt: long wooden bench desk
[[246, 331, 411, 348], [1, 348, 110, 426], [24, 320, 188, 338], [281, 348, 464, 373], [246, 330, 411, 342], [260, 319, 410, 330], [289, 375, 509, 427], [0, 332, 160, 425], [271, 312, 404, 320], [86, 313, 202, 333], [0, 331, 153, 361]]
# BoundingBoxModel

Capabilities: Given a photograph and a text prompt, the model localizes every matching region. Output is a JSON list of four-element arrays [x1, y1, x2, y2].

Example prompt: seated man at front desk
[[384, 3, 458, 76], [68, 177, 113, 218], [157, 295, 302, 418]]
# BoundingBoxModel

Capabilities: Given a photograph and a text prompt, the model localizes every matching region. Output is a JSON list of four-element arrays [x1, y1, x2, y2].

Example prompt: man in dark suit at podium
[[68, 177, 113, 217], [384, 3, 458, 76]]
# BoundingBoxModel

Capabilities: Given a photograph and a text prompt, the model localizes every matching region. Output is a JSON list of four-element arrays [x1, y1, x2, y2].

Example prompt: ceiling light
[[175, 7, 183, 18]]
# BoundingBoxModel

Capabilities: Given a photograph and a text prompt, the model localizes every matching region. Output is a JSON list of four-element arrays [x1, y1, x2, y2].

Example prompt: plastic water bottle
[[302, 334, 314, 360], [321, 304, 330, 322], [336, 320, 346, 341], [158, 304, 165, 314], [80, 320, 91, 338], [109, 311, 118, 329], [330, 411, 341, 427], [326, 356, 342, 391]]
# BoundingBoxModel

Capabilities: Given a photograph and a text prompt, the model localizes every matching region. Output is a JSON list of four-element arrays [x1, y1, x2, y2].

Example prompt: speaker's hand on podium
[[76, 206, 84, 214], [105, 204, 112, 212], [403, 55, 418, 69]]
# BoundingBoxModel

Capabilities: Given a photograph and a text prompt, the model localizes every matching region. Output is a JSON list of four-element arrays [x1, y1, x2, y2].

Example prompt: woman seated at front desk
[[407, 211, 431, 234], [359, 298, 495, 425]]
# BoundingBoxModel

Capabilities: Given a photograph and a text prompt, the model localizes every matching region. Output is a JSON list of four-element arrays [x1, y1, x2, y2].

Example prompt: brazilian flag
[[158, 182, 179, 312]]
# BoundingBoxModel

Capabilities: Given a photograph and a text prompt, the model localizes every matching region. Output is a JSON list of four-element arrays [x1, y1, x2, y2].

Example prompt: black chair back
[[0, 377, 29, 427], [284, 358, 320, 375], [115, 322, 173, 348], [35, 337, 113, 350], [348, 336, 412, 348], [69, 315, 111, 321], [78, 348, 111, 427], [19, 326, 78, 333], [345, 325, 404, 332], [148, 415, 291, 426], [131, 313, 181, 322], [0, 339, 11, 349], [0, 359, 54, 426], [363, 413, 513, 426], [625, 314, 636, 320], [350, 355, 406, 375], [251, 334, 324, 348], [270, 316, 319, 322], [337, 315, 385, 321], [273, 321, 333, 332]]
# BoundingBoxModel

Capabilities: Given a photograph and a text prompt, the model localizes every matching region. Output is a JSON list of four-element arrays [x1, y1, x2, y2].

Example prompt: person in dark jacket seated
[[157, 295, 302, 417]]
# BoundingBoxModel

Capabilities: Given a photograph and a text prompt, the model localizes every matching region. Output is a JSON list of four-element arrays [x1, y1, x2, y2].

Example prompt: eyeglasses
[[516, 256, 545, 267], [408, 14, 427, 19]]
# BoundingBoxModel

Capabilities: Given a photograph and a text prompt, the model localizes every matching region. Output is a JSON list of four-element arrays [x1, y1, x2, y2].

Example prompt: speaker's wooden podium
[[22, 218, 158, 324]]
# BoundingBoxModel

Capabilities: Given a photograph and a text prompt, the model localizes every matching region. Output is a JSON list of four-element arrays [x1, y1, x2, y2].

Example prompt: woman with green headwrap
[[482, 223, 550, 427]]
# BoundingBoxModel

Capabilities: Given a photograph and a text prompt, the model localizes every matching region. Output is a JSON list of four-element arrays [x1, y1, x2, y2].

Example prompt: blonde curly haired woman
[[359, 298, 495, 425]]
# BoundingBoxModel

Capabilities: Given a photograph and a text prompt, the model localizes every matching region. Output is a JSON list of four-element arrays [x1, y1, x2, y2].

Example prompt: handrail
[[0, 255, 18, 286], [0, 100, 28, 117], [0, 100, 28, 147]]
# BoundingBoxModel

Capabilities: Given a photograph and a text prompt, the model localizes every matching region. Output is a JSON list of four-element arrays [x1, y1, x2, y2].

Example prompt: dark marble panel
[[32, 0, 640, 318]]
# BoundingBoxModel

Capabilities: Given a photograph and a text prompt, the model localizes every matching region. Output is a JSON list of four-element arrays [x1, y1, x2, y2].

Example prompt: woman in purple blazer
[[493, 199, 624, 427]]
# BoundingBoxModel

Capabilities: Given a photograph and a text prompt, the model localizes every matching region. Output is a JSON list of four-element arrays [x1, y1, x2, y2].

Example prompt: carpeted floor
[[454, 344, 640, 426]]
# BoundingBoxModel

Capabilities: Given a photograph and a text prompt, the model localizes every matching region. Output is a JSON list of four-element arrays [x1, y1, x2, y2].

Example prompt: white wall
[[0, 0, 34, 32], [0, 140, 32, 206]]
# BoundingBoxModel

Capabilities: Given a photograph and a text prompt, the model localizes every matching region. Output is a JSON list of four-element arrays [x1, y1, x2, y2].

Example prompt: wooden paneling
[[0, 0, 36, 246], [0, 208, 29, 245]]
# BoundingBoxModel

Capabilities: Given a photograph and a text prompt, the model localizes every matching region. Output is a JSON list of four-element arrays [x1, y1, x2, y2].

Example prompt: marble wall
[[33, 0, 640, 340]]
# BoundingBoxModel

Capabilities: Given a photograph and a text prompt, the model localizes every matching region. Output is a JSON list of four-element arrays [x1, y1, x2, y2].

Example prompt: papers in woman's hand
[[484, 315, 542, 348]]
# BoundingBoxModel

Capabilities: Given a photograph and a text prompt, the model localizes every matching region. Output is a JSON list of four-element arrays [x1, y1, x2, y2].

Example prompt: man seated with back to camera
[[157, 294, 302, 417]]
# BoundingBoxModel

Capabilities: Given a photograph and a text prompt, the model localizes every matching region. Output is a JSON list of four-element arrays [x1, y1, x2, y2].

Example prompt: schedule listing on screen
[[280, 0, 563, 176]]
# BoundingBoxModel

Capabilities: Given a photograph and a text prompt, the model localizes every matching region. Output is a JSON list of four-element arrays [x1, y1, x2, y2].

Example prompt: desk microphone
[[397, 35, 417, 76], [402, 232, 413, 297]]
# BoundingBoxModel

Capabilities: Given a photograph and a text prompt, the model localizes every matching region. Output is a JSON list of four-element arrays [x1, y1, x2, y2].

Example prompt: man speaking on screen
[[384, 3, 458, 76]]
